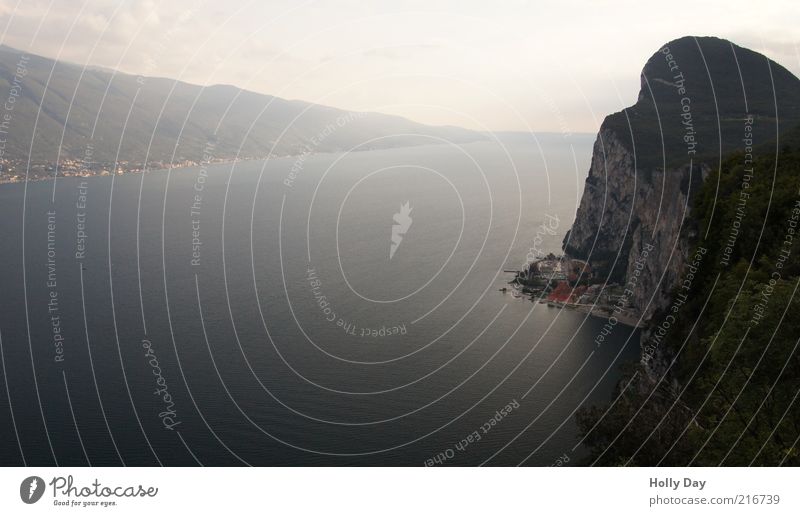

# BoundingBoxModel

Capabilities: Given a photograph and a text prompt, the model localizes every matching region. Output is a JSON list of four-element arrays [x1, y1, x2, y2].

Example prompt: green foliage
[[602, 36, 800, 171], [577, 125, 800, 466]]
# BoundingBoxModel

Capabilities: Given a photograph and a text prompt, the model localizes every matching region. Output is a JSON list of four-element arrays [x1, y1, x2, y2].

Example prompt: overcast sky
[[1, 0, 798, 132]]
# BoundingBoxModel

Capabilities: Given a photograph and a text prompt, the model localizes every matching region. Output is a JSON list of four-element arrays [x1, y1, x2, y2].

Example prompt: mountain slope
[[565, 36, 800, 466], [563, 36, 800, 320], [577, 117, 800, 467], [0, 45, 483, 164]]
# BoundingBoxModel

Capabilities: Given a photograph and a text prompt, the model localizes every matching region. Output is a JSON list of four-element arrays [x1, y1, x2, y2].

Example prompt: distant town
[[0, 156, 252, 184]]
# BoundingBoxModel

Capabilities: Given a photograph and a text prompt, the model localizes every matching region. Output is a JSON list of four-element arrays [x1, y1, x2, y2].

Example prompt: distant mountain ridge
[[0, 45, 484, 164]]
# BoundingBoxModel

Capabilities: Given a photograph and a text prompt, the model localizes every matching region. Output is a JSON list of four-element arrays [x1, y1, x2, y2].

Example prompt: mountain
[[563, 36, 800, 320], [577, 100, 800, 468], [0, 45, 483, 165], [570, 36, 800, 466]]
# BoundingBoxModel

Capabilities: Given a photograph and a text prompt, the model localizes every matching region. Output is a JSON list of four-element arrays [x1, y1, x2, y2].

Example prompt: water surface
[[0, 135, 641, 466]]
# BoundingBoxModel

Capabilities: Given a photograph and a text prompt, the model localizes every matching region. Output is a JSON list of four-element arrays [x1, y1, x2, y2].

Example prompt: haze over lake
[[0, 134, 641, 466]]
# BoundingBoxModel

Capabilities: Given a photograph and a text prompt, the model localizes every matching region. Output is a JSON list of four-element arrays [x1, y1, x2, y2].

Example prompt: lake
[[0, 134, 641, 466]]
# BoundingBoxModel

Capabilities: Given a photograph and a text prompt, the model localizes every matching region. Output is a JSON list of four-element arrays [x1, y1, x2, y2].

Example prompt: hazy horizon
[[1, 0, 798, 133], [0, 41, 597, 136]]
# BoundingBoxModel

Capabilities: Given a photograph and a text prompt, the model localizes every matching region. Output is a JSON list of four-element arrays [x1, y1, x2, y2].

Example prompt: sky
[[1, 0, 799, 133]]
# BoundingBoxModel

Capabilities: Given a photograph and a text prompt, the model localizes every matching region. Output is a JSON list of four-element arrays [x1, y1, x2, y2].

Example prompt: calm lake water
[[0, 135, 641, 466]]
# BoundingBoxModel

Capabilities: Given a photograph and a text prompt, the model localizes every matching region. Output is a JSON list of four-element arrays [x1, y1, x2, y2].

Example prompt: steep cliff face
[[564, 35, 800, 321], [564, 126, 707, 320], [564, 129, 636, 280], [624, 163, 707, 320]]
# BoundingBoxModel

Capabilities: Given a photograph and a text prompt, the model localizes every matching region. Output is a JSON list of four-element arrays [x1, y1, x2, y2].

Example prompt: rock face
[[564, 36, 800, 321], [565, 127, 707, 320]]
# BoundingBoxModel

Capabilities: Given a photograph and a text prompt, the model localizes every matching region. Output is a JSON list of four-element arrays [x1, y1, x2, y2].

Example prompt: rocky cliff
[[564, 36, 800, 321]]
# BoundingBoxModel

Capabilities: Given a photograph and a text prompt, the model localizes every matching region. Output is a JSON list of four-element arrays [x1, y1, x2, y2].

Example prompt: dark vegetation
[[577, 123, 800, 466]]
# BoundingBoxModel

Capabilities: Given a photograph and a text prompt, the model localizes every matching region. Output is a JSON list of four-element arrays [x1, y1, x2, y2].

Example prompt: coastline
[[0, 157, 248, 185], [566, 302, 644, 329], [507, 255, 646, 330]]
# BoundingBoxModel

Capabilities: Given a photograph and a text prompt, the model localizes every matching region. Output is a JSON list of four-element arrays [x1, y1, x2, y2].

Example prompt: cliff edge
[[564, 35, 800, 321]]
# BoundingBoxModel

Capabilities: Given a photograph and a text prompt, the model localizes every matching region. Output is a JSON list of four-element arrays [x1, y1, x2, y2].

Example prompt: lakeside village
[[0, 156, 245, 184], [504, 254, 643, 328], [0, 138, 362, 185]]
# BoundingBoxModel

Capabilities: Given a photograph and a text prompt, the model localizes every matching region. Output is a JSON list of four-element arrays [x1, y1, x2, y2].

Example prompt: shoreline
[[528, 297, 644, 329], [566, 302, 644, 329], [506, 257, 646, 330], [0, 157, 246, 186]]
